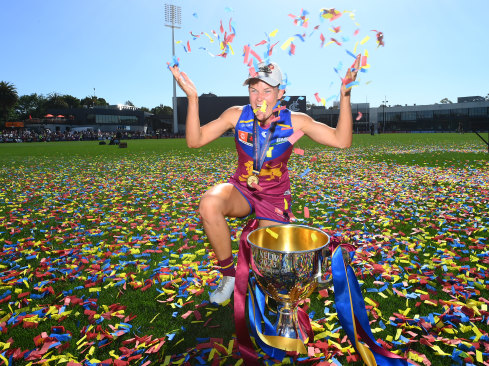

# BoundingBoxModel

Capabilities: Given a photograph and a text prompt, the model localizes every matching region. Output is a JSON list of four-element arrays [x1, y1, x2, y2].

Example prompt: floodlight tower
[[165, 3, 181, 135], [382, 96, 388, 133]]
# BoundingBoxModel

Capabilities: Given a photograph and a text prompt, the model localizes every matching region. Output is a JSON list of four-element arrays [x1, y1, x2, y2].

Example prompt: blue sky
[[1, 0, 488, 110]]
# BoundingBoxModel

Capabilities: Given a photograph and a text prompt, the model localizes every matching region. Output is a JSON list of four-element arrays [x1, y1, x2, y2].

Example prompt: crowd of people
[[0, 128, 183, 143]]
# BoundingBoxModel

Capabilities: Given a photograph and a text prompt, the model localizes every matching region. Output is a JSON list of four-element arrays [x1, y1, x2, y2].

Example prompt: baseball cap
[[243, 62, 283, 87]]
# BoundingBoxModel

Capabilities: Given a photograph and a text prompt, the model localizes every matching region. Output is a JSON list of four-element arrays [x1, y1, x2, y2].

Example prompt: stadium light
[[382, 97, 388, 133], [165, 3, 181, 135]]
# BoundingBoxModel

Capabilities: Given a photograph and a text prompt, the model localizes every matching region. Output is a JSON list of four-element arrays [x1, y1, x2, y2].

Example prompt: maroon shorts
[[228, 177, 291, 223]]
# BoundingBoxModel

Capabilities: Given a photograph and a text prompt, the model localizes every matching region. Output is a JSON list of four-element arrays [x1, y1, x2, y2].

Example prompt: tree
[[94, 97, 108, 106], [151, 104, 173, 116], [44, 93, 69, 109], [14, 93, 43, 120], [0, 81, 19, 124], [440, 98, 453, 104], [81, 96, 108, 107], [62, 94, 81, 109]]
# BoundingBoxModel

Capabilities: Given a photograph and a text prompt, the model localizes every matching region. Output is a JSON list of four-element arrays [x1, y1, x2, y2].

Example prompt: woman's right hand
[[169, 65, 198, 100]]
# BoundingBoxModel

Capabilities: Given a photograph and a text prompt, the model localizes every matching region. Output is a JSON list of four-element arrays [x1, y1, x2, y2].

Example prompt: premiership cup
[[247, 224, 330, 350]]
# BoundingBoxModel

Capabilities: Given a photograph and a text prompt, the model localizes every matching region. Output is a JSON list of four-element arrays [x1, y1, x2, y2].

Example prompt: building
[[375, 99, 489, 133], [307, 97, 489, 134], [24, 105, 159, 133], [309, 102, 371, 134]]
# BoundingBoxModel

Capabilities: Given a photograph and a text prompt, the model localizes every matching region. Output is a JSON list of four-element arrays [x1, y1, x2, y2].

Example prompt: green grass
[[0, 133, 488, 365]]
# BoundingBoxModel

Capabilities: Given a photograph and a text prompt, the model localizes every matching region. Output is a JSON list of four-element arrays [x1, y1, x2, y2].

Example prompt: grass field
[[0, 133, 488, 365]]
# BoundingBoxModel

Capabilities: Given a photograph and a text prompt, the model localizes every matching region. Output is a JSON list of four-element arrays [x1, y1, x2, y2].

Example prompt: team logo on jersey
[[238, 131, 253, 143]]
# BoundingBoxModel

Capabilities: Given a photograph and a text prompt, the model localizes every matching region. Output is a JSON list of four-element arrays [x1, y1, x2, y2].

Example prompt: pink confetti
[[251, 182, 263, 191], [268, 41, 279, 56], [243, 45, 250, 64], [288, 130, 304, 145], [272, 105, 286, 113], [304, 207, 310, 218], [249, 49, 263, 63], [294, 148, 304, 155], [289, 42, 296, 55], [331, 38, 342, 46], [356, 112, 363, 121], [248, 66, 258, 78], [361, 55, 368, 67]]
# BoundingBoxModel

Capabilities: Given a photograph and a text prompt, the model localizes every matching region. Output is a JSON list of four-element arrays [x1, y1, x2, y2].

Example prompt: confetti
[[266, 228, 278, 239], [288, 129, 304, 145]]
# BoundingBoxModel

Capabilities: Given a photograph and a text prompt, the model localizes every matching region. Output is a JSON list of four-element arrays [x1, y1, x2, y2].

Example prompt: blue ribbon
[[332, 246, 411, 366], [247, 277, 286, 361]]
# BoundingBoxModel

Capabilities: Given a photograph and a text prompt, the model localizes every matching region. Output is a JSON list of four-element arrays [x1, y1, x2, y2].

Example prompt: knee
[[199, 194, 223, 221]]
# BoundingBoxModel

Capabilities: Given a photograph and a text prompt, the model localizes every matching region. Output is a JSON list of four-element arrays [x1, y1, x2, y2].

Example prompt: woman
[[169, 56, 360, 304]]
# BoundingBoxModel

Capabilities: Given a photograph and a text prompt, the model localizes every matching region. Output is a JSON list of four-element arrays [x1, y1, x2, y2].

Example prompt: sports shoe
[[209, 276, 235, 304]]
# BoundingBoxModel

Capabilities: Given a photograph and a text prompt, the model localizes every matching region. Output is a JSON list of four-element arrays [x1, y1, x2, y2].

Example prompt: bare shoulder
[[220, 105, 244, 127], [290, 111, 314, 129]]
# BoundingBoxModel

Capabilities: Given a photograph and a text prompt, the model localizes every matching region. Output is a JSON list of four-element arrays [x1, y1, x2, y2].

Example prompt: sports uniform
[[228, 104, 294, 223]]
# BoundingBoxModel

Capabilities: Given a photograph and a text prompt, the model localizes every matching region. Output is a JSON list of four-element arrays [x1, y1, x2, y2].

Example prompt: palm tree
[[0, 81, 19, 125]]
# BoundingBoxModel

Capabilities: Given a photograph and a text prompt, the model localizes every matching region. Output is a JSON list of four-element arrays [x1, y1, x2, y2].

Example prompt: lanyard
[[252, 116, 277, 175]]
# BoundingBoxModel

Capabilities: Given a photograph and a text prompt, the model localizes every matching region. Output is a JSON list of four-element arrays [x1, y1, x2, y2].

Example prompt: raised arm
[[169, 65, 237, 148], [293, 55, 361, 148]]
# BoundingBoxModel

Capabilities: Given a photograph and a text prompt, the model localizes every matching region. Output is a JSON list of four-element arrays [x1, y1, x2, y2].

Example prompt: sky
[[1, 0, 489, 110]]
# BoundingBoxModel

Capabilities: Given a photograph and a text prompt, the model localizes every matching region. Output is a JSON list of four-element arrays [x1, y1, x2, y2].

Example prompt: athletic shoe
[[209, 276, 235, 304]]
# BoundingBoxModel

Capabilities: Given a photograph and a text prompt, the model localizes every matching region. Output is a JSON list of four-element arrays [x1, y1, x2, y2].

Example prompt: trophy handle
[[316, 247, 331, 289], [316, 245, 351, 290]]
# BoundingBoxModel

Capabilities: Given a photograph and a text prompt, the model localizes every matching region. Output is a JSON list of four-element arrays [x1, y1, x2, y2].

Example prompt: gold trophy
[[247, 224, 330, 351]]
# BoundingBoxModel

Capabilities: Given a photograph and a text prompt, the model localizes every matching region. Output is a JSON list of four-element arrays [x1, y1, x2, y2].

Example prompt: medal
[[247, 174, 259, 188]]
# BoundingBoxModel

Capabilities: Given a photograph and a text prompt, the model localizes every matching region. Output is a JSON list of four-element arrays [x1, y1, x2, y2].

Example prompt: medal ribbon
[[252, 105, 280, 175]]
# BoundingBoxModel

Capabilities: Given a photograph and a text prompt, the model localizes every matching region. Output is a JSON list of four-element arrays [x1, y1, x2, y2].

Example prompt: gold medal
[[247, 175, 259, 188]]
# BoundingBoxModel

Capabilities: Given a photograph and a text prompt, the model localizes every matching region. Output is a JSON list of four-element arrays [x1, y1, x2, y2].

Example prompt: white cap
[[243, 62, 283, 87]]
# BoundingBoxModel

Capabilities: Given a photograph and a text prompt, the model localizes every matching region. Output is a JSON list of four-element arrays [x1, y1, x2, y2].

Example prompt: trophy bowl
[[247, 224, 330, 349]]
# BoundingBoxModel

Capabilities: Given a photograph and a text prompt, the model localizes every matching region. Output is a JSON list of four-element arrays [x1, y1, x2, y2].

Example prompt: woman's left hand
[[341, 54, 361, 97]]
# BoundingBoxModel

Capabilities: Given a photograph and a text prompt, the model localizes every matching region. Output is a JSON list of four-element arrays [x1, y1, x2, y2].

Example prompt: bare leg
[[199, 183, 250, 260]]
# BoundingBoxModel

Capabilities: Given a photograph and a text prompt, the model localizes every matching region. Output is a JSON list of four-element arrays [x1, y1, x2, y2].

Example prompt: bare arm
[[169, 65, 238, 148], [292, 55, 361, 148]]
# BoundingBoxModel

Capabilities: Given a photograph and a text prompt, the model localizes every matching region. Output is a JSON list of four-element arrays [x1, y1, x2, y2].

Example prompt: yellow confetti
[[269, 29, 278, 37], [395, 328, 402, 340], [476, 350, 483, 363], [281, 37, 295, 50], [204, 32, 214, 43], [353, 41, 359, 54], [432, 345, 450, 356], [150, 313, 160, 323], [266, 228, 278, 239], [360, 36, 370, 45]]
